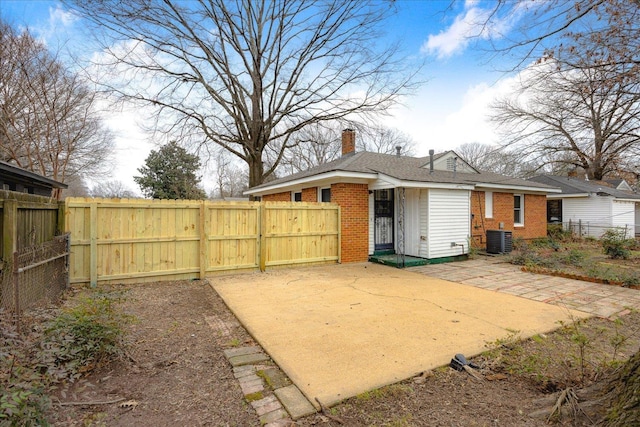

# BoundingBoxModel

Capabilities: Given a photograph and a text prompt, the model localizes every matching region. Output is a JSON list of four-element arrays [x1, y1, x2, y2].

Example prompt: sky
[[0, 0, 526, 194]]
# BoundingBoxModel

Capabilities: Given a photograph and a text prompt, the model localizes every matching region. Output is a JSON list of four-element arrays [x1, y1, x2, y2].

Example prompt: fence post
[[57, 201, 65, 235], [259, 202, 266, 272], [3, 199, 17, 261], [89, 202, 98, 288], [12, 251, 20, 334], [337, 205, 342, 264], [578, 219, 582, 237], [199, 201, 207, 279]]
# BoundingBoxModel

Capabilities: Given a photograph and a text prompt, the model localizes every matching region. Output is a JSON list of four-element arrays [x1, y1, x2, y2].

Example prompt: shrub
[[548, 224, 573, 241], [601, 229, 634, 260], [38, 291, 130, 382], [1, 315, 51, 426], [561, 249, 587, 267]]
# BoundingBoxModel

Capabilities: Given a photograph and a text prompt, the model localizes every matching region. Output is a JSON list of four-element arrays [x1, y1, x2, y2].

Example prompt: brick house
[[246, 130, 559, 263]]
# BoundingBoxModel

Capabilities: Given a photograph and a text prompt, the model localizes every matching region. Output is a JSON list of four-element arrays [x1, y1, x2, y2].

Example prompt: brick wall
[[262, 191, 291, 202], [471, 191, 547, 246], [302, 187, 317, 202], [330, 183, 369, 262]]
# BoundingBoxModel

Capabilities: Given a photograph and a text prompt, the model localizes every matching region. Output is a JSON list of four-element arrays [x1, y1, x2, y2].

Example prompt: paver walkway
[[409, 256, 640, 318]]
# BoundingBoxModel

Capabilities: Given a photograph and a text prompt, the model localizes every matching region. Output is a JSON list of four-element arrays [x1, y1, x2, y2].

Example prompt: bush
[[38, 291, 130, 382], [0, 315, 51, 426], [548, 224, 573, 241], [601, 229, 634, 260], [1, 291, 130, 426], [561, 249, 587, 267]]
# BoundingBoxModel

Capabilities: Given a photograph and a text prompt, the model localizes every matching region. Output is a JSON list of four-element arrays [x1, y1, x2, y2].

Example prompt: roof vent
[[395, 146, 401, 157]]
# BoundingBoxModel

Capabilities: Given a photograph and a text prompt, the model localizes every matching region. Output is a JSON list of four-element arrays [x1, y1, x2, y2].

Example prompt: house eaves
[[0, 160, 68, 189], [475, 182, 562, 194], [615, 198, 640, 203], [244, 170, 377, 197], [546, 193, 590, 199], [371, 173, 475, 190]]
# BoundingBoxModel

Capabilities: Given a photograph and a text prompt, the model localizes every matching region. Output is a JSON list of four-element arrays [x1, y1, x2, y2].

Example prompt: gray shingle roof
[[529, 175, 640, 200], [250, 151, 554, 191]]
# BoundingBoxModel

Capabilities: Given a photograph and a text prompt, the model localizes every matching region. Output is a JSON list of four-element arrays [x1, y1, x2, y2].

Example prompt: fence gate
[[0, 233, 70, 332]]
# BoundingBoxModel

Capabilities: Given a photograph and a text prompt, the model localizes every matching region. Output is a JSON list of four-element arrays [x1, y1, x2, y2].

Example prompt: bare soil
[[47, 280, 259, 427], [36, 278, 640, 426]]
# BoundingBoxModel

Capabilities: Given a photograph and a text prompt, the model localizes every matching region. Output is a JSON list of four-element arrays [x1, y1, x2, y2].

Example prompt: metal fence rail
[[561, 220, 635, 239], [0, 233, 69, 332]]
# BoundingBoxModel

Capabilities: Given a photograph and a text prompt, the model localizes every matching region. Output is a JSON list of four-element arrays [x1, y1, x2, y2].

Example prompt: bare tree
[[279, 122, 416, 174], [491, 58, 640, 180], [278, 123, 343, 174], [61, 175, 91, 198], [480, 0, 640, 75], [356, 124, 416, 156], [90, 180, 136, 198], [62, 0, 421, 196], [455, 143, 497, 169], [209, 148, 248, 199], [0, 20, 113, 190], [455, 142, 540, 178]]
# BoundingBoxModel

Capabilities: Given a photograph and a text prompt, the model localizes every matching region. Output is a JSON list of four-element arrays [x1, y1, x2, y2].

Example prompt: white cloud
[[48, 5, 79, 28], [384, 69, 531, 156], [422, 2, 518, 60], [422, 7, 486, 59]]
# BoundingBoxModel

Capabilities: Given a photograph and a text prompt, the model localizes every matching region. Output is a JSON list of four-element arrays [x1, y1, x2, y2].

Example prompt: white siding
[[403, 189, 421, 257], [368, 191, 375, 254], [427, 189, 470, 258], [563, 195, 612, 237], [418, 189, 429, 257], [612, 200, 635, 237]]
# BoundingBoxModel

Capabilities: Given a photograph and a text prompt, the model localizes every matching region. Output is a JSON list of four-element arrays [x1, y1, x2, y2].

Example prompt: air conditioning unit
[[486, 230, 513, 254]]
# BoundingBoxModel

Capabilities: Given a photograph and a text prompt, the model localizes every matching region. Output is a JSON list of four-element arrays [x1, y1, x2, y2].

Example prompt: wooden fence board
[[65, 198, 339, 285]]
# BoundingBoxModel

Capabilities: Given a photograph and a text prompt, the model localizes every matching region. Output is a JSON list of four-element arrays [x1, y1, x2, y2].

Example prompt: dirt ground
[[44, 278, 640, 426], [48, 280, 259, 427]]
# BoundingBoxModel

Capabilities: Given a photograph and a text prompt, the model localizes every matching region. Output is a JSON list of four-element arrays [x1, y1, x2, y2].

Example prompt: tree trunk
[[601, 349, 640, 426], [247, 155, 264, 201]]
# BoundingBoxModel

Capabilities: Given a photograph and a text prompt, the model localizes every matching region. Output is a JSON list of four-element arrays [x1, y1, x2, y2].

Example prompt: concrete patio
[[212, 262, 589, 408]]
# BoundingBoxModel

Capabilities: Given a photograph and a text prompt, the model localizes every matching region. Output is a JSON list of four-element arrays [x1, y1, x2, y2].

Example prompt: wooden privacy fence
[[65, 198, 340, 286], [1, 190, 64, 261], [1, 191, 67, 317]]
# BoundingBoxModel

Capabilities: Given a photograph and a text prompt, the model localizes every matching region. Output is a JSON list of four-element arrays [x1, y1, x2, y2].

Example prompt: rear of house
[[247, 130, 558, 264]]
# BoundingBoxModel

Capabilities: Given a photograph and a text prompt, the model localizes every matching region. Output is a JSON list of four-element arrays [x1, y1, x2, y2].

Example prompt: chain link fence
[[561, 221, 635, 239], [0, 233, 69, 332]]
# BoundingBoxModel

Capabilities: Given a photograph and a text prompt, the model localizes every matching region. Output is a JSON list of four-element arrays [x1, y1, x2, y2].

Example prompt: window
[[547, 199, 562, 223], [485, 191, 493, 218], [514, 194, 524, 226], [292, 191, 302, 202], [319, 187, 331, 202]]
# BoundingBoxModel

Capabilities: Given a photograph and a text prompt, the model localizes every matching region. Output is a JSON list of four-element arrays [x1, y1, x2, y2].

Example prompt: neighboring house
[[246, 130, 558, 264], [0, 160, 67, 199], [528, 175, 640, 238]]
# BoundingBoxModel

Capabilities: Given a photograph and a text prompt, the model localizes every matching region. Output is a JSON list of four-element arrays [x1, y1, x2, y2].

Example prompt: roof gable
[[424, 151, 478, 174]]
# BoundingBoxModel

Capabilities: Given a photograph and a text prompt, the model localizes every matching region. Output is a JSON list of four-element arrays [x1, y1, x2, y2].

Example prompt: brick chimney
[[341, 129, 355, 156]]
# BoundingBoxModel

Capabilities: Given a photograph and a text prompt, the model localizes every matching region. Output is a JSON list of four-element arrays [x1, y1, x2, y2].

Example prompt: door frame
[[374, 189, 394, 251]]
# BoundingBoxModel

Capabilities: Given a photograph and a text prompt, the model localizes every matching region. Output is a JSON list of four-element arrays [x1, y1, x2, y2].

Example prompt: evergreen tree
[[134, 141, 206, 200]]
